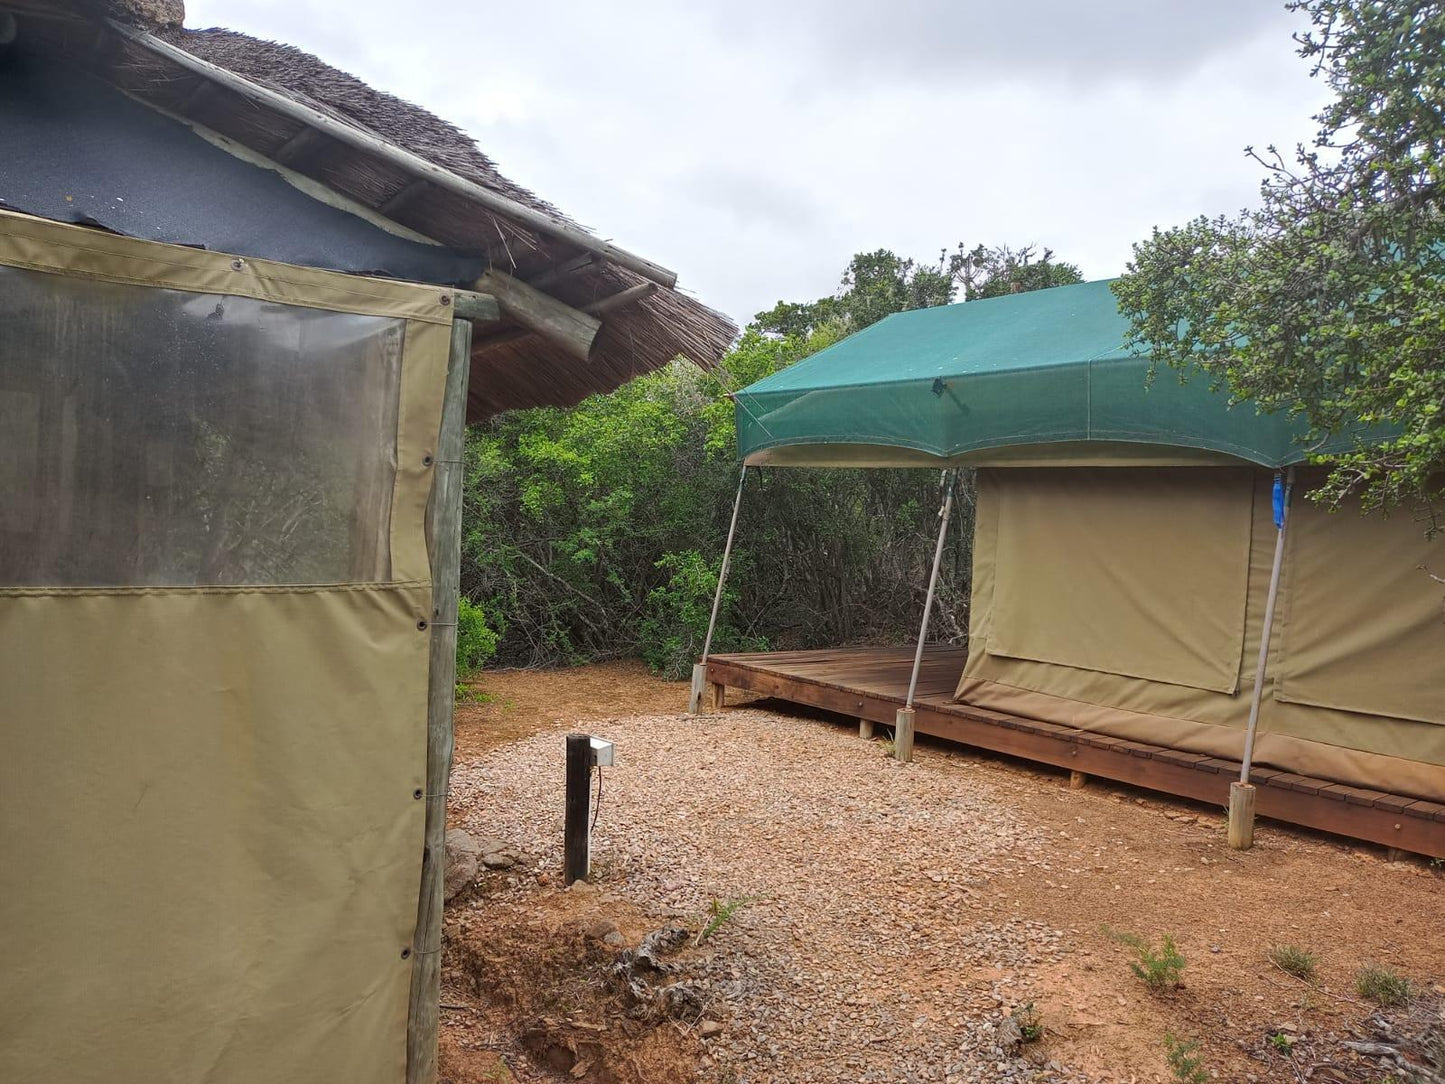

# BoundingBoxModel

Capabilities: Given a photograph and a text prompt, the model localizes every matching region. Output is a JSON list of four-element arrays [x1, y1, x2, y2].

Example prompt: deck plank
[[703, 646, 1445, 858]]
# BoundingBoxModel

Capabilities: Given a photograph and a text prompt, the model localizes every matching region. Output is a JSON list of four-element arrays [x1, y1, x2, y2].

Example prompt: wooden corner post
[[898, 470, 956, 764], [406, 316, 472, 1084], [1231, 468, 1293, 851], [689, 464, 749, 714]]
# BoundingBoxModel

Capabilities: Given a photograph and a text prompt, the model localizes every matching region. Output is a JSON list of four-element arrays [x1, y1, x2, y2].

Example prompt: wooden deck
[[703, 646, 1445, 858]]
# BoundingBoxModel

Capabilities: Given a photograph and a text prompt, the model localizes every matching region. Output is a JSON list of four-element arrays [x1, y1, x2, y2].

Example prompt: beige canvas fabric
[[1273, 494, 1445, 726], [957, 467, 1445, 802], [0, 215, 450, 1084], [987, 467, 1253, 693]]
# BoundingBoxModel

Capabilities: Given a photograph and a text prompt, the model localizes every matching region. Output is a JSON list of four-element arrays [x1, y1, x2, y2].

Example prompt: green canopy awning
[[734, 278, 1349, 468]]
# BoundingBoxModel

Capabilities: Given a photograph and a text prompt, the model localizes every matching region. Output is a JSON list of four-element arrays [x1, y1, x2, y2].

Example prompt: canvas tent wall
[[0, 209, 456, 1083], [730, 278, 1445, 807], [1, 4, 732, 1083]]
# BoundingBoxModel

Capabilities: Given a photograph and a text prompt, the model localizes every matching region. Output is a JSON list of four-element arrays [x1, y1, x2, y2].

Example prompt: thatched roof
[[3, 0, 737, 421]]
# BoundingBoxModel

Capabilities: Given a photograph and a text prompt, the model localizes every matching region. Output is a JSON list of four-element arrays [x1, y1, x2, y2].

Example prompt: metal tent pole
[[689, 463, 749, 714], [406, 316, 472, 1084], [1229, 466, 1294, 850], [896, 470, 957, 763]]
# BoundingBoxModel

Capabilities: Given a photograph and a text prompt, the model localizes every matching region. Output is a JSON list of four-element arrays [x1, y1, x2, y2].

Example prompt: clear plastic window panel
[[0, 265, 402, 586]]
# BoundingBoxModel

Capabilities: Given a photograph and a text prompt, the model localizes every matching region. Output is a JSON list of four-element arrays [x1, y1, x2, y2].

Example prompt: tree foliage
[[1113, 0, 1445, 521], [755, 243, 1081, 339], [461, 243, 1079, 676]]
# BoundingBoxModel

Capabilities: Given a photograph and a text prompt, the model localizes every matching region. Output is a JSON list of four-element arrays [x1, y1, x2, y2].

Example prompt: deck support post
[[894, 708, 915, 763], [858, 718, 874, 740], [1069, 770, 1088, 790], [405, 316, 472, 1084], [897, 470, 956, 762], [690, 463, 750, 714], [1232, 468, 1293, 850], [1228, 782, 1257, 850]]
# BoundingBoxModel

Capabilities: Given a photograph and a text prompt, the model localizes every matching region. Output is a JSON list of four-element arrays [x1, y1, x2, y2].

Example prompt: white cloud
[[186, 0, 1329, 325]]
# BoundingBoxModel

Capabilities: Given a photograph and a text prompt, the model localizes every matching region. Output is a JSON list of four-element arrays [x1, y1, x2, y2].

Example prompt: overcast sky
[[188, 1, 1327, 327]]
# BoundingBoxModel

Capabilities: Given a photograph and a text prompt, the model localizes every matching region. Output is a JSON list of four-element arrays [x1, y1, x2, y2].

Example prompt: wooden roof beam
[[475, 269, 600, 361], [471, 280, 658, 355]]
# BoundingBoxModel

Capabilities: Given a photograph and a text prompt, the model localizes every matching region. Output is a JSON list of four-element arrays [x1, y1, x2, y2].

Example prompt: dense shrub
[[455, 596, 501, 678], [458, 345, 973, 673]]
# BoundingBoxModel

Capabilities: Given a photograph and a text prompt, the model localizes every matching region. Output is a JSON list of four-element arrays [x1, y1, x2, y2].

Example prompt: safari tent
[[0, 4, 731, 1083], [698, 278, 1445, 859]]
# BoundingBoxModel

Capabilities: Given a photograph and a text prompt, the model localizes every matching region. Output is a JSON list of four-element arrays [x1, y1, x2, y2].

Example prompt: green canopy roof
[[734, 278, 1347, 469]]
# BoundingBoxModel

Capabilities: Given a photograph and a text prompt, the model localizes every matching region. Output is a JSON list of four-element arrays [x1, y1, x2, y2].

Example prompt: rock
[[443, 828, 482, 901], [699, 1019, 725, 1039], [660, 981, 706, 1018], [995, 1016, 1024, 1054], [585, 919, 621, 941], [482, 851, 517, 870], [567, 879, 597, 896], [603, 930, 627, 948]]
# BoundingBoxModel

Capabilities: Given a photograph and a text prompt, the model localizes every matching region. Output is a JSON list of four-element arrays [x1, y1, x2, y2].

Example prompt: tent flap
[[1274, 496, 1445, 726], [986, 467, 1254, 694]]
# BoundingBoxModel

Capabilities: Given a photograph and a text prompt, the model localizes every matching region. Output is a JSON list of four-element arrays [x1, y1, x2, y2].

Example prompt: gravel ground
[[449, 709, 1096, 1083]]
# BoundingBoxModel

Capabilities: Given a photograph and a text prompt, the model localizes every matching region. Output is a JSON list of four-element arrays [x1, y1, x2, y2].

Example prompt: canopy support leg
[[897, 470, 957, 763], [406, 317, 472, 1084], [1230, 467, 1293, 850], [690, 464, 749, 714]]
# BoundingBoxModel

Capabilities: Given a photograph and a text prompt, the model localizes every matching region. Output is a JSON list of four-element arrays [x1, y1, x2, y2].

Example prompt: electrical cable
[[591, 765, 603, 832]]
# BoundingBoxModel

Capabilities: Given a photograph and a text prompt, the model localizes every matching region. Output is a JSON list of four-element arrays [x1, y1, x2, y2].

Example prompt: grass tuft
[[696, 897, 753, 946], [1355, 964, 1410, 1007], [1268, 943, 1318, 981]]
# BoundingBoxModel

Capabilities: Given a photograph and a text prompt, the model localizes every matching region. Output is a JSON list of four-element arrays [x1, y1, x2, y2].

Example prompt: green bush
[[639, 550, 766, 679], [455, 596, 501, 679]]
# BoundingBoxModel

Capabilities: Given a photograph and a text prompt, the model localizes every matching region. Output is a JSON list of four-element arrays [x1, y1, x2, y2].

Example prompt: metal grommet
[[230, 258, 245, 271], [413, 788, 424, 800], [423, 454, 434, 467], [417, 619, 429, 631], [438, 293, 452, 306], [400, 947, 412, 960]]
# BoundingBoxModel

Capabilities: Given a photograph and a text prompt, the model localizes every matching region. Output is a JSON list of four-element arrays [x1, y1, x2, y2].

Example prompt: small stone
[[443, 828, 482, 901], [698, 1019, 725, 1039], [585, 919, 620, 941]]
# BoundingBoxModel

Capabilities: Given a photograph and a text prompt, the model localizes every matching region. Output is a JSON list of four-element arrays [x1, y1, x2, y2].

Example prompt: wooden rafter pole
[[405, 316, 472, 1084], [471, 281, 658, 354], [1230, 466, 1294, 850], [105, 20, 680, 288], [475, 270, 600, 362], [897, 469, 957, 763]]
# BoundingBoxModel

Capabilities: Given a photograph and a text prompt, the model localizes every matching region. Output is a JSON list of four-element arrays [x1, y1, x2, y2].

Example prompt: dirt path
[[442, 665, 1444, 1084]]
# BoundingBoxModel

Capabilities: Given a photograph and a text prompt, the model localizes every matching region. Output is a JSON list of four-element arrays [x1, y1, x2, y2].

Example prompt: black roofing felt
[[0, 52, 484, 285]]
